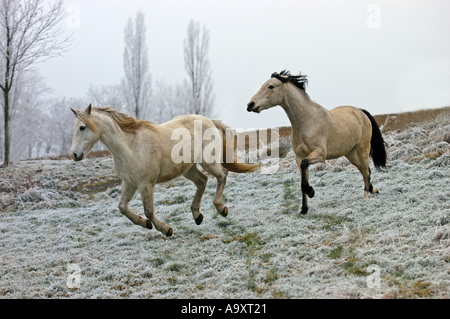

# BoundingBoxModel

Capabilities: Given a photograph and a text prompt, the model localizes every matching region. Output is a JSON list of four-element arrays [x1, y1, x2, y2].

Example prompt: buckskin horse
[[247, 71, 386, 215]]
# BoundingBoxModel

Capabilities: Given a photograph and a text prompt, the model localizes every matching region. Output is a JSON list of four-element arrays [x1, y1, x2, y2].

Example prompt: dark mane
[[271, 70, 308, 91]]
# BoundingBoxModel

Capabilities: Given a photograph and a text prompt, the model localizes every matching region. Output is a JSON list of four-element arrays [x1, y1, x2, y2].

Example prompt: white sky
[[41, 0, 450, 129]]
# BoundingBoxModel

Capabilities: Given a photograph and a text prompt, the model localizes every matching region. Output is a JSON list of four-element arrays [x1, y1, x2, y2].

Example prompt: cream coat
[[70, 105, 258, 237]]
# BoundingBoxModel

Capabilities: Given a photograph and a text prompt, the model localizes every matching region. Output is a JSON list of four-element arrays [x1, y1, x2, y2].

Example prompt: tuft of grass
[[158, 195, 188, 205], [168, 263, 184, 272], [283, 182, 299, 202], [201, 234, 220, 241], [310, 214, 350, 231], [196, 284, 206, 291], [281, 182, 300, 214], [410, 281, 434, 297], [328, 245, 344, 259], [264, 268, 279, 285], [152, 258, 165, 267], [246, 269, 258, 291], [341, 260, 369, 277], [385, 277, 436, 298], [225, 232, 265, 252], [272, 290, 285, 299], [216, 220, 231, 229]]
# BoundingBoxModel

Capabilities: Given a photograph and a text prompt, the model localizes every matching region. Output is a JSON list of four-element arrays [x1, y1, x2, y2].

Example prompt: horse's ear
[[70, 108, 78, 116], [85, 104, 92, 115]]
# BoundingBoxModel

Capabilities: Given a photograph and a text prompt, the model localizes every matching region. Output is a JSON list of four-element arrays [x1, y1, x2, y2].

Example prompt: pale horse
[[247, 71, 387, 215], [69, 105, 259, 237]]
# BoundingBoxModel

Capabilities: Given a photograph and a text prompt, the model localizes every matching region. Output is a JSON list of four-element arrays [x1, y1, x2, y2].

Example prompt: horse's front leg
[[299, 159, 315, 215], [118, 181, 151, 229], [139, 183, 173, 237], [297, 149, 325, 215]]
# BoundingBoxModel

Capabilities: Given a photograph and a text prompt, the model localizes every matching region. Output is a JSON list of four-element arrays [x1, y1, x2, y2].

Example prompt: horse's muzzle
[[247, 102, 259, 113], [72, 152, 84, 162]]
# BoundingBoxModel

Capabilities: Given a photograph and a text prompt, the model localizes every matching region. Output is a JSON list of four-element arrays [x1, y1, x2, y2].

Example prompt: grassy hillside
[[0, 108, 449, 298]]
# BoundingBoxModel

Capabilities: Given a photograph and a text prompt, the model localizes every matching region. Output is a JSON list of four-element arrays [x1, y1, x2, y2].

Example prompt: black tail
[[360, 109, 387, 171]]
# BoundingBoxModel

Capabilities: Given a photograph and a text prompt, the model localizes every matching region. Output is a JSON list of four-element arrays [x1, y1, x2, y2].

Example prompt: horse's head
[[69, 104, 100, 161], [247, 76, 285, 113], [247, 70, 307, 113]]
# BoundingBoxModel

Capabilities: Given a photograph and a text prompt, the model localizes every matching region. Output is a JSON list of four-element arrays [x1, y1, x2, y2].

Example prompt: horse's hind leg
[[139, 183, 173, 237], [183, 165, 208, 225], [118, 181, 151, 229], [367, 168, 379, 194], [201, 163, 228, 217], [346, 149, 377, 199], [361, 166, 373, 199]]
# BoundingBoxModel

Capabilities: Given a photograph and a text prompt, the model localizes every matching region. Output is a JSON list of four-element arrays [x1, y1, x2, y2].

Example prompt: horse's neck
[[96, 116, 133, 158], [281, 85, 327, 135]]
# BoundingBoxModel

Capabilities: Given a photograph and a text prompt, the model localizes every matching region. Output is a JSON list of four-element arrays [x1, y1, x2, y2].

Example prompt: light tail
[[212, 120, 261, 173]]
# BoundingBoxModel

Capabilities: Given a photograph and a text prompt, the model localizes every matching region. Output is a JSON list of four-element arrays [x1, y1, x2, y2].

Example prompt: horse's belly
[[325, 143, 357, 160], [156, 163, 193, 184]]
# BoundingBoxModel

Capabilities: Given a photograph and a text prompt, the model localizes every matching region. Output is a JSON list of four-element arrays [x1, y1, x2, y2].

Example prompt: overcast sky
[[41, 0, 450, 129]]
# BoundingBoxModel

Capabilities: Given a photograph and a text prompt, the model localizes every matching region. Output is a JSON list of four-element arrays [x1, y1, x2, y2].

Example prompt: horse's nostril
[[72, 152, 83, 161], [247, 102, 255, 112]]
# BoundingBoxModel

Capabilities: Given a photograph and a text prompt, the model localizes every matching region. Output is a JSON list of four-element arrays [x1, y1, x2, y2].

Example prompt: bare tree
[[47, 96, 88, 156], [87, 83, 126, 112], [151, 79, 190, 123], [9, 71, 49, 161], [184, 20, 215, 117], [122, 10, 151, 120], [0, 0, 70, 165]]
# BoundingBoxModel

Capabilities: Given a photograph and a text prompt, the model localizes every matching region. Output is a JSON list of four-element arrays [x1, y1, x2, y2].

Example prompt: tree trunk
[[3, 90, 10, 166]]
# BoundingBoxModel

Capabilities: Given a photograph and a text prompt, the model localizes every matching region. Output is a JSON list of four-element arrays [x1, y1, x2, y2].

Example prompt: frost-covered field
[[1, 113, 449, 299]]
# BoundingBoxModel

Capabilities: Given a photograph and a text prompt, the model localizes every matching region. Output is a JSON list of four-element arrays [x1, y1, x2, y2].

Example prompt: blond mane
[[69, 105, 260, 237], [95, 107, 157, 133]]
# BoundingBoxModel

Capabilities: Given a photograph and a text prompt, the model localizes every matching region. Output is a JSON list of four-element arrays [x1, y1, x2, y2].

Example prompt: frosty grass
[[0, 114, 449, 298]]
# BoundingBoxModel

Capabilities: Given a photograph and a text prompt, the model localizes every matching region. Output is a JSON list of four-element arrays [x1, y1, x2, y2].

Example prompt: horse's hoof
[[300, 207, 308, 215], [166, 228, 173, 237], [146, 219, 153, 229], [308, 187, 315, 198], [220, 207, 228, 217], [195, 213, 204, 225]]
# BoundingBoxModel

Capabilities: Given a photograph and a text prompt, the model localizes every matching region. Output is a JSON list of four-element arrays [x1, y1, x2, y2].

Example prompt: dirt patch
[[69, 176, 121, 194], [373, 106, 450, 132]]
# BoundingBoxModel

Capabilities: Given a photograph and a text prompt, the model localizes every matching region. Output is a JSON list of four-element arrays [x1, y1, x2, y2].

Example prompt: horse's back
[[329, 106, 371, 129], [162, 114, 213, 126], [325, 106, 372, 159]]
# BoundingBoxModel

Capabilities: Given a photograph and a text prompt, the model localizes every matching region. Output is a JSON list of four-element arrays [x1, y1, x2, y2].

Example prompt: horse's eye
[[80, 126, 86, 131], [268, 85, 275, 89]]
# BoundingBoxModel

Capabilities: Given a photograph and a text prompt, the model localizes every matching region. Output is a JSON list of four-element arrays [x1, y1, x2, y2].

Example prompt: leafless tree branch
[[183, 20, 215, 117], [1, 0, 71, 165]]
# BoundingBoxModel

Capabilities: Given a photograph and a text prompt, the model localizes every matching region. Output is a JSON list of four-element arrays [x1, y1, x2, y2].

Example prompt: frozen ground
[[0, 113, 449, 298]]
